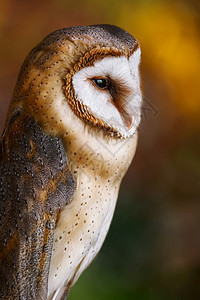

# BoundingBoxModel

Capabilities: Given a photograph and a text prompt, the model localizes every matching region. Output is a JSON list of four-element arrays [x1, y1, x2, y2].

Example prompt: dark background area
[[0, 0, 200, 299]]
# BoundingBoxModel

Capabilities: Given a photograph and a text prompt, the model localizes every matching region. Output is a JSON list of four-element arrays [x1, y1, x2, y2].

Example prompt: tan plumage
[[0, 25, 142, 299]]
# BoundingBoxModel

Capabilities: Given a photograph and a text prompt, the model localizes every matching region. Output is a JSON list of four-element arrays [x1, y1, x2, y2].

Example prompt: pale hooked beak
[[125, 115, 134, 131]]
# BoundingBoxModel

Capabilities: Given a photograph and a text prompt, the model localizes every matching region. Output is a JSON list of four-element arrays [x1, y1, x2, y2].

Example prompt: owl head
[[10, 25, 142, 139]]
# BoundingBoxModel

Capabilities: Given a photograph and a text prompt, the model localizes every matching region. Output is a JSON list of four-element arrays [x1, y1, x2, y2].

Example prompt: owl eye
[[92, 78, 109, 90]]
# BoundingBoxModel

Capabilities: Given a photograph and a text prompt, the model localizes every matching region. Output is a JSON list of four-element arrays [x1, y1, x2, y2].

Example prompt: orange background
[[0, 0, 200, 298]]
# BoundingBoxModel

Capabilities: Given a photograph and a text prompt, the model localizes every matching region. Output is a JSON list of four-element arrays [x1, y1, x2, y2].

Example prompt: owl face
[[11, 25, 141, 140], [72, 48, 141, 138]]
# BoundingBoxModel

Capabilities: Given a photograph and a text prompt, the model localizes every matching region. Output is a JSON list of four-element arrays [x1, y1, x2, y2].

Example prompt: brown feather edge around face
[[63, 42, 139, 139]]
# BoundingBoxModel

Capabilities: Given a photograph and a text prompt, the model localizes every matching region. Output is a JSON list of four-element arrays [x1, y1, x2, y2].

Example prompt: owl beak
[[115, 105, 134, 132], [124, 115, 134, 131]]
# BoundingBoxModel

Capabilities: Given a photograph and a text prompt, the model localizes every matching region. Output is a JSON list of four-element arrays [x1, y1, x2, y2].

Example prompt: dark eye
[[92, 78, 109, 89]]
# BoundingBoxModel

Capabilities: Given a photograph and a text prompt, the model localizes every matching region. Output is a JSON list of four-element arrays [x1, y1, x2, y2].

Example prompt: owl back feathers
[[0, 112, 75, 299]]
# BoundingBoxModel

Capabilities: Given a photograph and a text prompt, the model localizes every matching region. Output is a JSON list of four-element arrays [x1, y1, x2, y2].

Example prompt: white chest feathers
[[48, 174, 119, 299], [47, 132, 137, 300]]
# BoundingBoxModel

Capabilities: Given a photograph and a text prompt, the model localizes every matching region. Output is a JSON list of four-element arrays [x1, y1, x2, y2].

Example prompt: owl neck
[[59, 106, 138, 186]]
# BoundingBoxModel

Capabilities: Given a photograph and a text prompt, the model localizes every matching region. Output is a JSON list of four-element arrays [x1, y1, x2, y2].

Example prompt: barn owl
[[0, 25, 142, 299]]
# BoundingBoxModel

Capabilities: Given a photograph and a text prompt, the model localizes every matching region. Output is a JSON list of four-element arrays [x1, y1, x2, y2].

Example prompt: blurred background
[[0, 0, 200, 299]]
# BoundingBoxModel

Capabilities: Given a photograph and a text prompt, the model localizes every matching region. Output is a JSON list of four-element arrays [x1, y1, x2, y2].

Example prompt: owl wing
[[0, 111, 76, 299]]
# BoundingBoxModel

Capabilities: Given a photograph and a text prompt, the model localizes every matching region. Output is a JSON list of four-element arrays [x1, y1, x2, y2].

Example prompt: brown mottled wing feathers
[[0, 112, 75, 299]]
